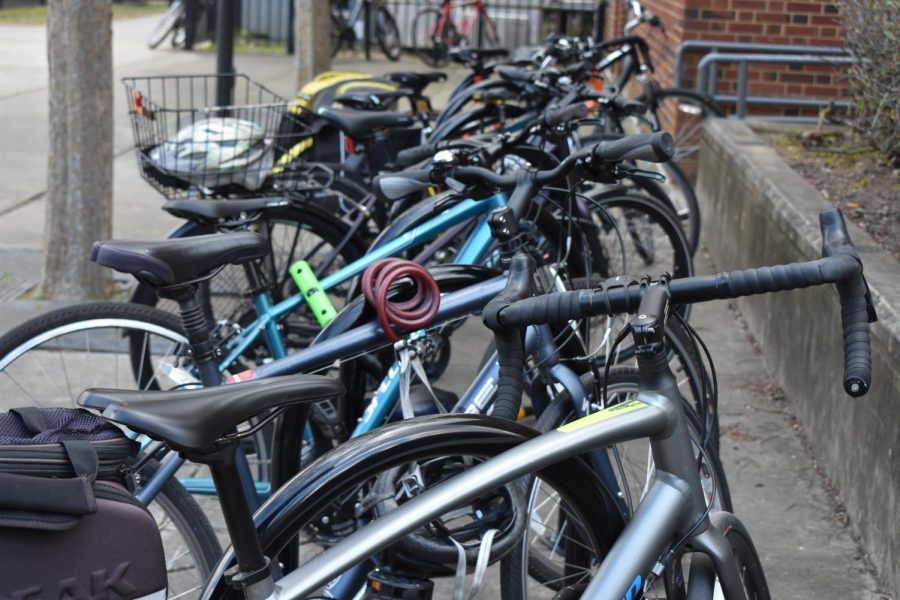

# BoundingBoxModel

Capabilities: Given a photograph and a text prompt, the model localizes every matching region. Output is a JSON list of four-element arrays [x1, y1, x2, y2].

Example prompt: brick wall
[[603, 0, 848, 117]]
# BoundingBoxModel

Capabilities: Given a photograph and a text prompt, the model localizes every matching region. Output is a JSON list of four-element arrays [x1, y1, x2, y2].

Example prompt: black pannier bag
[[0, 407, 167, 599]]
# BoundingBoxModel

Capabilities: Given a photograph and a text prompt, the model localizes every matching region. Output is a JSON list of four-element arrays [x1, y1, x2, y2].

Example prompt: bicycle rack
[[673, 41, 855, 122]]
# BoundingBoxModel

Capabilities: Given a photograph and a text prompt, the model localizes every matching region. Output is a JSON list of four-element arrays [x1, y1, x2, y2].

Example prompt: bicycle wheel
[[375, 5, 402, 60], [413, 8, 457, 67], [148, 0, 184, 49], [202, 414, 625, 599], [585, 193, 693, 282], [667, 512, 771, 600], [468, 13, 500, 50], [143, 459, 223, 599], [646, 88, 724, 169], [503, 367, 730, 599], [579, 129, 701, 255], [0, 303, 190, 408]]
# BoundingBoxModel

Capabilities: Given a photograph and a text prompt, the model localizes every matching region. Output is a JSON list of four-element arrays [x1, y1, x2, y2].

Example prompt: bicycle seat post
[[159, 283, 222, 388]]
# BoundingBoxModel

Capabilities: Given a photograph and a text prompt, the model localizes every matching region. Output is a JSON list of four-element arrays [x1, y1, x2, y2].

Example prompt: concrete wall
[[697, 118, 899, 595]]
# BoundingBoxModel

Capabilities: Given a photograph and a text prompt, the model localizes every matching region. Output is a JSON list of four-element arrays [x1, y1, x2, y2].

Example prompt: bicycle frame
[[217, 192, 506, 369], [211, 389, 745, 599]]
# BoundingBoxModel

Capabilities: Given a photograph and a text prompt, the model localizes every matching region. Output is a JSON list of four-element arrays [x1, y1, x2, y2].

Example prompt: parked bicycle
[[147, 0, 211, 50], [413, 0, 500, 67], [332, 0, 402, 60]]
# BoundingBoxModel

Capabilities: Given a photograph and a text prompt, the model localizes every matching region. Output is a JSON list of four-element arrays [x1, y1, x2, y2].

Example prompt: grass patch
[[0, 2, 167, 26]]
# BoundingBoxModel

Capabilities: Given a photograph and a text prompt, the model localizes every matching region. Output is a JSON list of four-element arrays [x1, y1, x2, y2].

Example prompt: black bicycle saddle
[[387, 71, 447, 94], [79, 376, 345, 453], [163, 197, 290, 221], [91, 231, 267, 288], [316, 107, 414, 138]]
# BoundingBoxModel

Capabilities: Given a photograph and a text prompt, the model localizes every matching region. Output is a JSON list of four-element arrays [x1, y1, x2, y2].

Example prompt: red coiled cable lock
[[361, 258, 441, 343]]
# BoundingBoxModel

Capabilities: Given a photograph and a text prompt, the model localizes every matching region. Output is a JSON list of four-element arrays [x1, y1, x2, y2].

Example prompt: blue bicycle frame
[[143, 193, 505, 502]]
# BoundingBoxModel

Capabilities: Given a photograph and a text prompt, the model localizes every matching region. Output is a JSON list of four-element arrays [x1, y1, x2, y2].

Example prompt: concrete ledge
[[697, 118, 900, 595]]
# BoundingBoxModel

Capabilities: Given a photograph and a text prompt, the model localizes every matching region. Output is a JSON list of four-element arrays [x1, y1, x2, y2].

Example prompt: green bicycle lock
[[289, 260, 337, 327]]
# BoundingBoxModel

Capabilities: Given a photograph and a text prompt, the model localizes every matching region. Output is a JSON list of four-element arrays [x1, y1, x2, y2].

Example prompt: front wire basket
[[123, 74, 319, 200]]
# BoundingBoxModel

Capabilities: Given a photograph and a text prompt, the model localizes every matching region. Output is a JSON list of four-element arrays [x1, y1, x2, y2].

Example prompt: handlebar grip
[[483, 253, 536, 421], [373, 170, 433, 202], [818, 208, 873, 397], [544, 103, 589, 128], [395, 144, 437, 168], [837, 273, 872, 397], [594, 132, 674, 163], [494, 291, 586, 327]]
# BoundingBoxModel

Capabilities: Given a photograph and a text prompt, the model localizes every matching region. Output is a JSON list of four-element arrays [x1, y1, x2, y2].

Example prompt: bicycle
[[76, 205, 873, 599], [331, 0, 402, 61], [413, 0, 500, 67], [147, 0, 210, 50]]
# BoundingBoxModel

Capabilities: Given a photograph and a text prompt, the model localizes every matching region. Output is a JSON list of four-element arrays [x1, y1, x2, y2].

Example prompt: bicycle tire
[[645, 87, 724, 167], [468, 13, 500, 50], [501, 367, 731, 599], [331, 9, 346, 57], [708, 512, 771, 599], [376, 6, 402, 61], [148, 0, 184, 49], [413, 8, 455, 68], [201, 414, 626, 598], [141, 458, 223, 598], [0, 302, 188, 406]]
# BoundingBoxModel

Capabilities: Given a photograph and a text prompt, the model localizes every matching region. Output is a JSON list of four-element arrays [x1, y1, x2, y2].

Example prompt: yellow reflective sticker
[[557, 400, 648, 433]]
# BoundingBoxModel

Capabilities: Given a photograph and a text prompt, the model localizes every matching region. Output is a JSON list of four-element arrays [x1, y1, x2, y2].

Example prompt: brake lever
[[616, 166, 667, 182]]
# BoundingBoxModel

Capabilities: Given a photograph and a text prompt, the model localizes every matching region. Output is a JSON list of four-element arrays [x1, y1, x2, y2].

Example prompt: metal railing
[[673, 41, 854, 122]]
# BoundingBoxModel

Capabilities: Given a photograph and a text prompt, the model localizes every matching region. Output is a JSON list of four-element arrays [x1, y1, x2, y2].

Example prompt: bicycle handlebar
[[376, 132, 674, 202], [484, 208, 875, 406]]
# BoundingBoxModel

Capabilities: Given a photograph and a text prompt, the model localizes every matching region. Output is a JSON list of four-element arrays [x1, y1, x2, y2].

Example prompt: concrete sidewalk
[[0, 14, 891, 598]]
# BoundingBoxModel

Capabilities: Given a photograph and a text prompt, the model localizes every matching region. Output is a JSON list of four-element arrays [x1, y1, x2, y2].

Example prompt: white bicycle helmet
[[150, 117, 274, 190]]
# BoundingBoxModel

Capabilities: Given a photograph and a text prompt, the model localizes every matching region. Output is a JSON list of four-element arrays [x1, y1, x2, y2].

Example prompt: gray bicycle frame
[[243, 386, 749, 600]]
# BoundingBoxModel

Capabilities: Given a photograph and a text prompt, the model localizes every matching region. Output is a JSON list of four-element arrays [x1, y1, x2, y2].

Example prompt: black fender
[[200, 414, 626, 600]]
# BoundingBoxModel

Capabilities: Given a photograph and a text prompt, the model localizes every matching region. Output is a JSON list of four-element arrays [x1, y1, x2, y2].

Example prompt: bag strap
[[9, 407, 49, 436], [61, 440, 99, 482]]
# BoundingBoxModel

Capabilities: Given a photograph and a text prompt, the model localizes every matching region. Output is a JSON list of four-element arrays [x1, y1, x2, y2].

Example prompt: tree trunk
[[41, 0, 113, 300], [294, 0, 332, 87]]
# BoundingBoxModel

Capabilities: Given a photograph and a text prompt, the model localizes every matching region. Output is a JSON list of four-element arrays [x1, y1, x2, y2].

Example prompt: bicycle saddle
[[316, 107, 414, 138], [163, 197, 290, 221], [387, 71, 447, 94], [336, 87, 415, 111], [449, 47, 508, 67], [90, 232, 267, 288], [79, 376, 345, 453]]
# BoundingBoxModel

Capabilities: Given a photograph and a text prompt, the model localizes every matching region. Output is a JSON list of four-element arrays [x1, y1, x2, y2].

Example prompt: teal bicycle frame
[[175, 193, 507, 499]]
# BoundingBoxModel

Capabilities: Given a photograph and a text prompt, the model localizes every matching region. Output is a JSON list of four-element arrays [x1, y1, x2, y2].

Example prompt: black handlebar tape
[[544, 103, 590, 128], [483, 253, 536, 421], [836, 274, 872, 396], [395, 144, 437, 168], [594, 132, 675, 163], [820, 206, 858, 260], [494, 290, 587, 327], [373, 170, 433, 202], [818, 208, 873, 396]]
